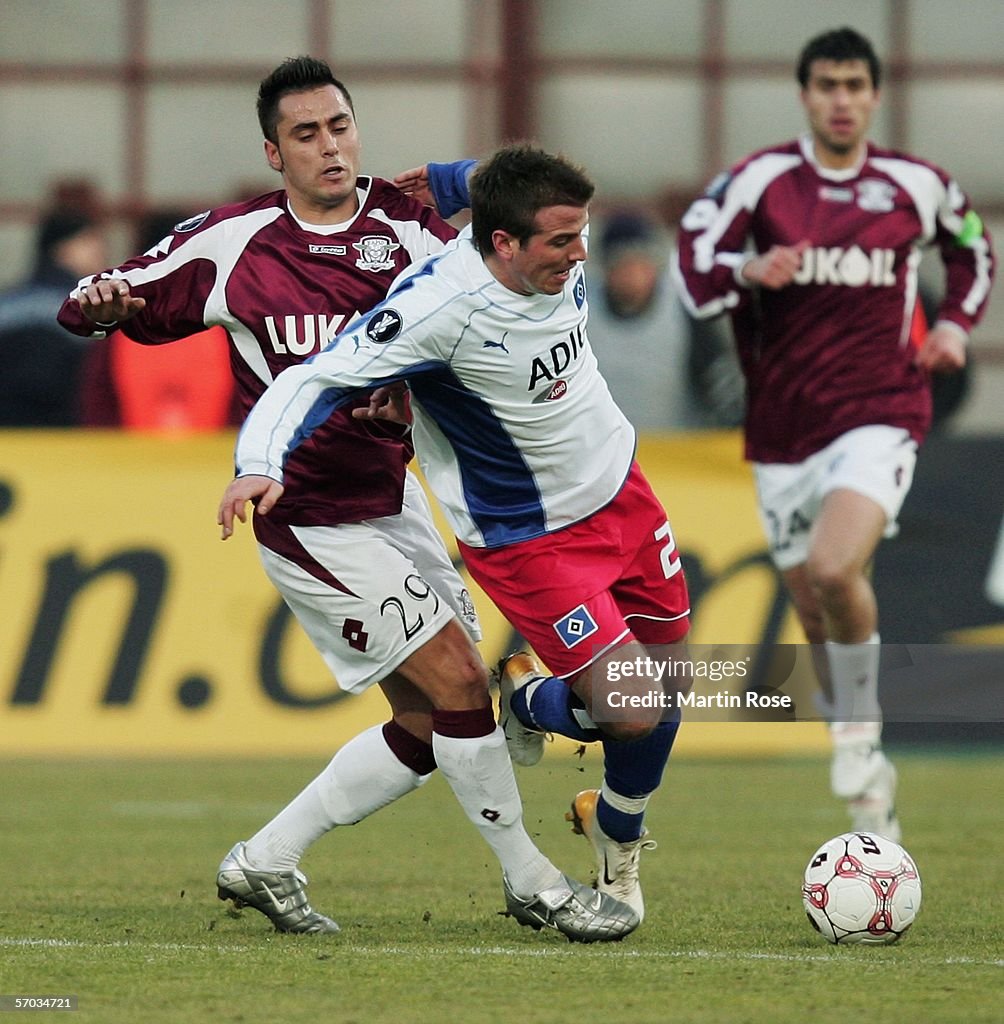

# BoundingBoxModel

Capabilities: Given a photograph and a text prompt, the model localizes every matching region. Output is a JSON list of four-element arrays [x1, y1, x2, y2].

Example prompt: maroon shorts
[[460, 463, 690, 679]]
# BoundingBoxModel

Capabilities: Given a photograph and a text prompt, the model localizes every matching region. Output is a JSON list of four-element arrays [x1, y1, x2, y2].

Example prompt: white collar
[[799, 133, 868, 182], [285, 180, 370, 234]]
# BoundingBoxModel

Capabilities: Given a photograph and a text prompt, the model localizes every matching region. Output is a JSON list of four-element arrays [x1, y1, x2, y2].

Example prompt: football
[[802, 832, 922, 944]]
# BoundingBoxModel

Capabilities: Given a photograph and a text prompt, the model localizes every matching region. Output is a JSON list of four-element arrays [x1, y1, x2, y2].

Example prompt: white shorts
[[257, 472, 481, 694], [753, 425, 918, 571]]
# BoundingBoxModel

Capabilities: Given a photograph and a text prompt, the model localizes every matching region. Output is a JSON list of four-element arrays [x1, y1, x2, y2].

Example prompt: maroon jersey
[[674, 137, 995, 462], [58, 178, 456, 524]]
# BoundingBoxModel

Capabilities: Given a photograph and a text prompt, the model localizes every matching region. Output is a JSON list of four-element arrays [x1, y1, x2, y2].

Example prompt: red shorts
[[459, 462, 690, 679]]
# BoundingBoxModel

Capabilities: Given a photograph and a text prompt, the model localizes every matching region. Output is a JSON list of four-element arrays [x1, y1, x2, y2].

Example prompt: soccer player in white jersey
[[220, 144, 693, 925], [57, 60, 636, 943], [674, 27, 995, 839]]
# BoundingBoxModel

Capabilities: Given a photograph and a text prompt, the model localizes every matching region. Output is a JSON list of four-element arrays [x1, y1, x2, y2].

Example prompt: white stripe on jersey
[[870, 157, 943, 242], [107, 207, 285, 386], [236, 230, 637, 548], [369, 208, 452, 268], [899, 248, 923, 349], [872, 156, 994, 319], [679, 152, 801, 318]]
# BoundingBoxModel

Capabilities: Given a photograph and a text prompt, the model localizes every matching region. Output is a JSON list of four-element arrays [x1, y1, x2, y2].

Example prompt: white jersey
[[236, 228, 637, 549]]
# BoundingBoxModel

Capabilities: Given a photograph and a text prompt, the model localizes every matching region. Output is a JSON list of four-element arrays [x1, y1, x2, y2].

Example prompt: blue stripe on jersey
[[384, 251, 445, 299], [305, 256, 447, 358], [409, 368, 547, 547], [272, 365, 430, 471], [282, 383, 365, 469]]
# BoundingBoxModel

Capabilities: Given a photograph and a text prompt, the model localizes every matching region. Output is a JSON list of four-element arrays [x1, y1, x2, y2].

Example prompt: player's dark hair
[[257, 56, 354, 144], [796, 27, 882, 90], [469, 144, 595, 255]]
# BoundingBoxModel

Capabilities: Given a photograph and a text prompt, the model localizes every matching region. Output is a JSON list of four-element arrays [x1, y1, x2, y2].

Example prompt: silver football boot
[[216, 842, 340, 934], [502, 872, 640, 943]]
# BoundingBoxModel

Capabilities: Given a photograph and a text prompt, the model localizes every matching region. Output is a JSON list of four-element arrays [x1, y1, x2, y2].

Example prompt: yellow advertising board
[[0, 430, 825, 757]]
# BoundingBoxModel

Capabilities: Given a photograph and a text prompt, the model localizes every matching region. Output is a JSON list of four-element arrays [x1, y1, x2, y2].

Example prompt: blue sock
[[597, 715, 681, 842], [511, 676, 603, 743]]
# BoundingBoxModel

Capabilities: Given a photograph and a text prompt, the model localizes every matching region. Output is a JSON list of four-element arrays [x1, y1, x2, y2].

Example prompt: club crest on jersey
[[573, 273, 586, 309], [174, 211, 210, 232], [554, 604, 599, 649], [353, 235, 401, 271], [856, 179, 896, 213], [366, 309, 403, 344]]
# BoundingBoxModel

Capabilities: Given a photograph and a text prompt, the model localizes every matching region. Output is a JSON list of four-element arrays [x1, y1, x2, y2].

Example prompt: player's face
[[265, 85, 361, 223], [801, 59, 879, 168], [498, 205, 589, 296]]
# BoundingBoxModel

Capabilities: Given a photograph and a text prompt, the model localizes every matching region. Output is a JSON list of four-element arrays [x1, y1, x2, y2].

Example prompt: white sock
[[432, 724, 561, 898], [827, 633, 882, 742], [244, 724, 429, 870]]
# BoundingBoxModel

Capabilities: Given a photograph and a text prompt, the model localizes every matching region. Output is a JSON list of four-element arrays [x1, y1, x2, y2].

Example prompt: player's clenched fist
[[76, 278, 147, 324], [218, 475, 285, 539], [740, 240, 810, 290], [914, 322, 967, 373]]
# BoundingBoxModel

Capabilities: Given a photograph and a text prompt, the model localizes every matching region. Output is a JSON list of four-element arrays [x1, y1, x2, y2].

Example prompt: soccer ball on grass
[[802, 831, 921, 944]]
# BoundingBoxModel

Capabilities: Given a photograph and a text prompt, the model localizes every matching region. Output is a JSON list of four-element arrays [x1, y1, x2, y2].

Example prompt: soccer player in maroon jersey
[[56, 58, 634, 942], [674, 27, 995, 840], [220, 143, 694, 928]]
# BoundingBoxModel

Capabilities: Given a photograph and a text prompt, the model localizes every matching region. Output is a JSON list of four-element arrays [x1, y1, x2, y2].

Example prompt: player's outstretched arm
[[76, 278, 147, 325], [218, 475, 285, 540]]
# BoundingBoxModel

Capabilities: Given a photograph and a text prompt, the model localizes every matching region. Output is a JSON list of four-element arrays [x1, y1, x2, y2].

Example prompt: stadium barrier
[[2, 430, 999, 757]]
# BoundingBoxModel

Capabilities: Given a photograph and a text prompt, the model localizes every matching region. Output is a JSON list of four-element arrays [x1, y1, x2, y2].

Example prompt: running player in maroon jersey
[[674, 27, 995, 840], [56, 58, 633, 943]]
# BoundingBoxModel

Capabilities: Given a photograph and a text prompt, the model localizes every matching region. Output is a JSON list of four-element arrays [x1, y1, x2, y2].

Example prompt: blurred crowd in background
[[0, 176, 745, 434], [1, 180, 969, 435], [3, 0, 1001, 436], [0, 177, 249, 431]]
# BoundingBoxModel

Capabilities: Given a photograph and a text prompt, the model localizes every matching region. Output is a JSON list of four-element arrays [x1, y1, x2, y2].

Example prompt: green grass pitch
[[1, 745, 1001, 1023]]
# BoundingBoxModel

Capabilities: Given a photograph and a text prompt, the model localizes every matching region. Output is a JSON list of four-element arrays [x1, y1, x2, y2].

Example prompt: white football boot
[[830, 723, 885, 799], [565, 789, 657, 922], [830, 724, 901, 842], [847, 756, 902, 842]]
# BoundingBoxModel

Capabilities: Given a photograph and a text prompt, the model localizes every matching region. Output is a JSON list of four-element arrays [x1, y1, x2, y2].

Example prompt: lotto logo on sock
[[553, 604, 598, 648]]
